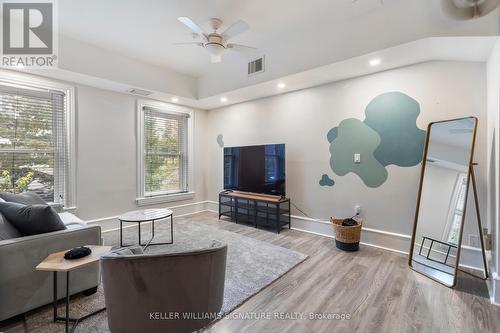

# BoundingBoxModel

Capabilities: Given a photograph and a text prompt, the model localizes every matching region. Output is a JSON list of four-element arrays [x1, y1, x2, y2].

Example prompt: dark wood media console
[[218, 191, 291, 233]]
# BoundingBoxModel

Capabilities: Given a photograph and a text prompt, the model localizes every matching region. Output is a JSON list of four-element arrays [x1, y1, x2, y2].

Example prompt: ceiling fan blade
[[221, 20, 249, 40], [178, 17, 207, 38], [211, 55, 222, 63], [227, 43, 257, 52], [173, 42, 204, 46]]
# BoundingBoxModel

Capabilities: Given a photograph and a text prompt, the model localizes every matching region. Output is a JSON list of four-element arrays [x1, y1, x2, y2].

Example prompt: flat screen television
[[224, 144, 285, 196]]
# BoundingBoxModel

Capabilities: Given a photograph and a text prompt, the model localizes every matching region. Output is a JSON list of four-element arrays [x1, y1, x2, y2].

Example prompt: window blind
[[143, 106, 189, 196], [0, 84, 67, 204]]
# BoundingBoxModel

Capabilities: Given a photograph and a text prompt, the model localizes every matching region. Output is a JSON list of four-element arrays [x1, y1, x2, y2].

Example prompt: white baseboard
[[86, 200, 212, 226], [87, 198, 497, 306], [206, 200, 485, 269]]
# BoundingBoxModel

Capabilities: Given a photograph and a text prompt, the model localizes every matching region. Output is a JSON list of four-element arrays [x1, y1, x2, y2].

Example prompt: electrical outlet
[[354, 153, 361, 164]]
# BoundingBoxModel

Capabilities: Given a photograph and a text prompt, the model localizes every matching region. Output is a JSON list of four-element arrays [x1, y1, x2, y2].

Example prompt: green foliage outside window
[[0, 93, 55, 201], [144, 115, 181, 193]]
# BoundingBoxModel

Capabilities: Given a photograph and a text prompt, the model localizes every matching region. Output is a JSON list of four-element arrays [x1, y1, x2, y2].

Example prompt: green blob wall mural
[[364, 92, 426, 167], [330, 118, 388, 187], [322, 92, 426, 188]]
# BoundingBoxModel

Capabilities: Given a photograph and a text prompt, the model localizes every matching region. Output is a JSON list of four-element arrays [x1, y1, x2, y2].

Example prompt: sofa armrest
[[0, 225, 102, 321]]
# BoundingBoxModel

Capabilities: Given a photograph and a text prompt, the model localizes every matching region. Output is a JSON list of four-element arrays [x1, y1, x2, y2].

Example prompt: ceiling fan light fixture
[[177, 16, 255, 63], [451, 0, 484, 8], [205, 43, 225, 57]]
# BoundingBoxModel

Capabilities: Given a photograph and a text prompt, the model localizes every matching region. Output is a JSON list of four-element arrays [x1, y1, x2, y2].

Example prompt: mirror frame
[[408, 116, 478, 287]]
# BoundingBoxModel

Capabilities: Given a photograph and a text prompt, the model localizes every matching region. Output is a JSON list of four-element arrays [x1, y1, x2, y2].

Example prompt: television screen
[[224, 144, 285, 196]]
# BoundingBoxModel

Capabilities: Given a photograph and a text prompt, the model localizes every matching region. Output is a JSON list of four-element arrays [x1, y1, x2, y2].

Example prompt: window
[[137, 101, 194, 205], [445, 173, 468, 245], [224, 147, 238, 188], [264, 144, 285, 182], [0, 77, 74, 207]]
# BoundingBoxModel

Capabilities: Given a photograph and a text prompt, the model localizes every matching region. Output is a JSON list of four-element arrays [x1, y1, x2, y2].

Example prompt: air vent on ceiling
[[248, 56, 265, 76], [127, 88, 152, 96]]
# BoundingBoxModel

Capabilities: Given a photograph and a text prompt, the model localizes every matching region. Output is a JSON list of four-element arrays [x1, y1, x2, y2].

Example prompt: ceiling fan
[[442, 0, 500, 19], [175, 17, 256, 63]]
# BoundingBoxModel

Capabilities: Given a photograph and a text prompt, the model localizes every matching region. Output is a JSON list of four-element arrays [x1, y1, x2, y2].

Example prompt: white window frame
[[136, 99, 194, 206], [443, 172, 468, 245], [0, 69, 76, 209]]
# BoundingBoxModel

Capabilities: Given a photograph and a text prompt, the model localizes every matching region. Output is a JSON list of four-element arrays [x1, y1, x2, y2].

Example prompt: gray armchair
[[0, 224, 102, 322], [101, 241, 227, 333]]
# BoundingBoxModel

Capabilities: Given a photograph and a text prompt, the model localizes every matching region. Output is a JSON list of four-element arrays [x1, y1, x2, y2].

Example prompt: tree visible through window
[[0, 84, 67, 204], [143, 107, 188, 195]]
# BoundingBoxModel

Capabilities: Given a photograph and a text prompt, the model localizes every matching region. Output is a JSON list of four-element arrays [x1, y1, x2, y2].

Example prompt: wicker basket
[[331, 217, 362, 251]]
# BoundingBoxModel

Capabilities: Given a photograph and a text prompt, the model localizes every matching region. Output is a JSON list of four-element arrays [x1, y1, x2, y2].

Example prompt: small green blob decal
[[319, 174, 335, 186], [216, 134, 224, 148]]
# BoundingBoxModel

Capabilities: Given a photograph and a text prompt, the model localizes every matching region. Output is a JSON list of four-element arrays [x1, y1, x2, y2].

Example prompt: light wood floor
[[2, 211, 498, 333], [186, 212, 500, 333]]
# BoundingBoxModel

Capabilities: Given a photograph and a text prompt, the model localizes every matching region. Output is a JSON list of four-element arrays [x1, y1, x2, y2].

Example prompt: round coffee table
[[118, 208, 173, 249]]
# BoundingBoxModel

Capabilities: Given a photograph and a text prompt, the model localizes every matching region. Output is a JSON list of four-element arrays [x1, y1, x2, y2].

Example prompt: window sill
[[136, 191, 195, 206]]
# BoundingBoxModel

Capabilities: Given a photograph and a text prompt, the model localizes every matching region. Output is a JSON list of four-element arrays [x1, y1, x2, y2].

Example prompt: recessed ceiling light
[[171, 97, 179, 103], [220, 97, 228, 103], [277, 82, 286, 89], [369, 58, 381, 67]]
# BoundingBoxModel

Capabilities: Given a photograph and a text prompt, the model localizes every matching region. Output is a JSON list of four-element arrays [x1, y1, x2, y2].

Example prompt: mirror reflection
[[410, 117, 476, 287]]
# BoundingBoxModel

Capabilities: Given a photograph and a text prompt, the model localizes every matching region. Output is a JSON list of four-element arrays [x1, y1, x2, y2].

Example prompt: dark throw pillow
[[0, 192, 46, 205], [0, 202, 66, 236], [0, 213, 22, 240]]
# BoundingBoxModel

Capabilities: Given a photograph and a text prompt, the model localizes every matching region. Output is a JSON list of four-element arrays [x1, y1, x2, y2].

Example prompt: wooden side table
[[36, 245, 112, 333]]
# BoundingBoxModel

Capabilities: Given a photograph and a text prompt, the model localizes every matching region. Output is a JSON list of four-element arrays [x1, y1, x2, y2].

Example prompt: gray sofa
[[0, 213, 102, 322], [101, 241, 227, 333]]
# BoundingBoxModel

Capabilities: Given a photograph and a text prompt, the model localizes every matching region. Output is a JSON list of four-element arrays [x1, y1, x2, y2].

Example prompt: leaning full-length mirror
[[409, 117, 477, 287]]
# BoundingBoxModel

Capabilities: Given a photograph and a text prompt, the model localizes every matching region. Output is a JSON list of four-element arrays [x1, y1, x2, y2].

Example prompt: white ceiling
[[14, 1, 499, 109], [430, 117, 475, 149], [59, 0, 499, 81], [22, 36, 498, 110]]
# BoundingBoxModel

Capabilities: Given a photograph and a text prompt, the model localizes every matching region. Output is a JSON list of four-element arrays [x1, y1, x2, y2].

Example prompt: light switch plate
[[354, 153, 361, 164]]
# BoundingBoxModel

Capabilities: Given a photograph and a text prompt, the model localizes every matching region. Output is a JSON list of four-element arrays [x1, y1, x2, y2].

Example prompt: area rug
[[22, 216, 307, 332]]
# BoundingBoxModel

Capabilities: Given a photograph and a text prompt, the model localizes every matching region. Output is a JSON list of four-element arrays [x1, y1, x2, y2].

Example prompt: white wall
[[74, 84, 208, 221], [486, 38, 500, 304], [205, 61, 487, 265], [58, 36, 198, 99]]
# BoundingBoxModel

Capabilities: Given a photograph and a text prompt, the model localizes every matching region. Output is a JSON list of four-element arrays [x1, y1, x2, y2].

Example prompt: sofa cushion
[[58, 212, 86, 226], [0, 202, 66, 236], [0, 213, 21, 240], [0, 191, 46, 205]]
